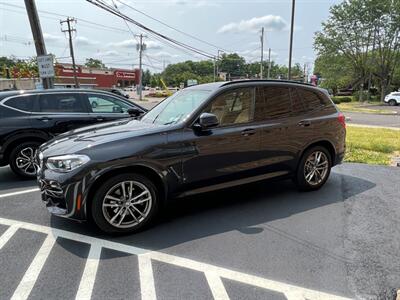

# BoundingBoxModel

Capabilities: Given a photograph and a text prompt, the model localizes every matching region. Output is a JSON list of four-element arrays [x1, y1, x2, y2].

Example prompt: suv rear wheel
[[91, 173, 159, 234], [295, 146, 332, 191], [389, 99, 397, 106], [9, 141, 41, 179]]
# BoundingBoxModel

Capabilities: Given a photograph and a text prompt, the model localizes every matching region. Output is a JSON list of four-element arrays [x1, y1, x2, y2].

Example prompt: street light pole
[[288, 0, 296, 80]]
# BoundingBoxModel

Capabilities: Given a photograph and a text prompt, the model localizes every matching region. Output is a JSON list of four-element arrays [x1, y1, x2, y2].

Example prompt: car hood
[[40, 119, 162, 156]]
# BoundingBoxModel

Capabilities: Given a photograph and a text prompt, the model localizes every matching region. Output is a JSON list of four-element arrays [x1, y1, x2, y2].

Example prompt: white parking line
[[75, 244, 102, 300], [11, 234, 56, 300], [205, 271, 230, 300], [0, 217, 353, 300], [0, 224, 20, 250], [0, 188, 39, 199], [138, 255, 157, 300]]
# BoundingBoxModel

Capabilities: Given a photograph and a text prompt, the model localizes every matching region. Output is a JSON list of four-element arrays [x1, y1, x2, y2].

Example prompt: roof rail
[[221, 79, 316, 87]]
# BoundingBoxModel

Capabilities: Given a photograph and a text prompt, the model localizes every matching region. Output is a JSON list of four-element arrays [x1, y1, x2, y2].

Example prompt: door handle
[[36, 117, 52, 122], [95, 117, 106, 122], [298, 120, 311, 127], [241, 128, 256, 136]]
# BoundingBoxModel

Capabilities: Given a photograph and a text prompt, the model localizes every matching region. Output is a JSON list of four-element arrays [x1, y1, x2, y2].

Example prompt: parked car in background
[[37, 80, 346, 234], [109, 88, 130, 99], [0, 89, 146, 178], [384, 92, 400, 106], [124, 86, 135, 92]]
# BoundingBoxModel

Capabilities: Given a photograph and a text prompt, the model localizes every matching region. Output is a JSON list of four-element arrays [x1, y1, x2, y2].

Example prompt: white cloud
[[75, 36, 99, 46], [108, 39, 162, 50], [43, 33, 64, 44], [218, 15, 287, 34], [168, 0, 218, 7], [151, 51, 179, 58], [94, 50, 120, 57]]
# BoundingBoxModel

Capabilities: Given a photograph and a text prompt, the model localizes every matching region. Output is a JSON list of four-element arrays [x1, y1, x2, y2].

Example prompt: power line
[[0, 2, 132, 34], [114, 0, 231, 52], [86, 0, 215, 59]]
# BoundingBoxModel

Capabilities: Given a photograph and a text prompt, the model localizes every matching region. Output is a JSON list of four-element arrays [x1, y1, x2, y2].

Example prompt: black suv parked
[[37, 80, 346, 234], [0, 89, 145, 178]]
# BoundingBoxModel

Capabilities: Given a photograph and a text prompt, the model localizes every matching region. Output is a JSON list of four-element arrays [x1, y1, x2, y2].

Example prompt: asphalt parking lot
[[0, 163, 399, 299]]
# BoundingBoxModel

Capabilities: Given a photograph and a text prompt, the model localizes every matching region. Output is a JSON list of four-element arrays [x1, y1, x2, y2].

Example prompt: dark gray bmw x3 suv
[[37, 80, 346, 234]]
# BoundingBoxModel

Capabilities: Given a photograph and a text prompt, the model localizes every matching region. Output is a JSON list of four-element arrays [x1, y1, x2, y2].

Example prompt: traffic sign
[[37, 55, 55, 78]]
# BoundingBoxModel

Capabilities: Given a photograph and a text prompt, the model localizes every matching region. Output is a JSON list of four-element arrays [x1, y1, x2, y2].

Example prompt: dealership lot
[[0, 163, 399, 299]]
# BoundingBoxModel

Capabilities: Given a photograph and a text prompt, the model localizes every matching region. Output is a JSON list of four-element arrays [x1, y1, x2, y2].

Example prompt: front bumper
[[37, 167, 90, 221]]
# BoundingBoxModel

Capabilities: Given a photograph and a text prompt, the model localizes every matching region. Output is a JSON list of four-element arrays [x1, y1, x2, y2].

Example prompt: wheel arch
[[299, 140, 337, 167], [3, 131, 49, 163], [84, 164, 168, 218]]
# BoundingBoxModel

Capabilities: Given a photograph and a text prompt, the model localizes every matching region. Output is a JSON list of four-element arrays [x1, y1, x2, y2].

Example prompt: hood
[[40, 119, 162, 157]]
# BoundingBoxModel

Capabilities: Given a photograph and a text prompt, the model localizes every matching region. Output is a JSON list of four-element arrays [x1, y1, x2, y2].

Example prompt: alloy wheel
[[303, 151, 329, 186], [102, 181, 153, 229], [15, 147, 37, 176]]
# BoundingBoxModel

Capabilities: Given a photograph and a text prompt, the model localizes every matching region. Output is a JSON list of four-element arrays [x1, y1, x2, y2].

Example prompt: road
[[345, 112, 400, 128], [0, 163, 399, 299]]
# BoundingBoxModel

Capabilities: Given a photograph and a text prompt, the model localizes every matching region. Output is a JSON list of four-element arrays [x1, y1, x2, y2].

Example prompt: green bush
[[340, 97, 352, 103], [332, 97, 341, 104]]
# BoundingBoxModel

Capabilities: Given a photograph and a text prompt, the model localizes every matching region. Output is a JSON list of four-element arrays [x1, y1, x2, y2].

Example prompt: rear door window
[[258, 86, 291, 119], [37, 93, 87, 113], [5, 95, 35, 112]]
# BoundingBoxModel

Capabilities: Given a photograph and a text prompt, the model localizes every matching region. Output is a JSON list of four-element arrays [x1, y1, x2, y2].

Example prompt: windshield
[[141, 89, 212, 125]]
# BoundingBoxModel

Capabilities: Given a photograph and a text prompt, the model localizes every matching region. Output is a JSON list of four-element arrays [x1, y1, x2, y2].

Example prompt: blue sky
[[0, 0, 341, 72]]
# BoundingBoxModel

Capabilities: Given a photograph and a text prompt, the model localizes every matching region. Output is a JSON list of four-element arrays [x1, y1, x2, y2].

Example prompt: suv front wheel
[[91, 173, 159, 234], [9, 141, 41, 179], [295, 146, 332, 191]]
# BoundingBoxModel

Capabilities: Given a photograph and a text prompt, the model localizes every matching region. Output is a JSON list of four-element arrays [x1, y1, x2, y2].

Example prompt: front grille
[[39, 179, 64, 198]]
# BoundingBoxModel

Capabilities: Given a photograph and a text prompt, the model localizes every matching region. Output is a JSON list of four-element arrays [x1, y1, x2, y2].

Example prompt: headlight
[[46, 154, 90, 173]]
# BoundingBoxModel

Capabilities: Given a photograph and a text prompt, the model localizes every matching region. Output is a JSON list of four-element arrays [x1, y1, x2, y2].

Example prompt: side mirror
[[194, 113, 219, 130], [128, 108, 143, 117]]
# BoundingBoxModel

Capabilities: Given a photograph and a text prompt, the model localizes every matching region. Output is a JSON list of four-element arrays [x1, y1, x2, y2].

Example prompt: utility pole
[[24, 0, 54, 89], [61, 17, 79, 88], [213, 57, 216, 82], [216, 50, 223, 80], [136, 34, 146, 101], [260, 27, 264, 79], [303, 63, 307, 83], [267, 48, 271, 79], [288, 0, 296, 80]]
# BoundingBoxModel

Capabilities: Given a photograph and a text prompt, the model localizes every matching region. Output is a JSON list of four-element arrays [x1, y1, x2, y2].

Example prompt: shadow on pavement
[[50, 171, 376, 252], [0, 167, 36, 192]]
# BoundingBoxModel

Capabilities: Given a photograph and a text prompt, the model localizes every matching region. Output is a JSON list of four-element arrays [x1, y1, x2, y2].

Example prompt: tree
[[142, 69, 151, 87], [314, 53, 354, 94], [315, 0, 400, 101], [84, 58, 105, 69], [218, 53, 246, 77]]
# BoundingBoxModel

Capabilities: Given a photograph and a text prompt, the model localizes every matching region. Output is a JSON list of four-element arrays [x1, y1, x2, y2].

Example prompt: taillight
[[338, 112, 346, 128]]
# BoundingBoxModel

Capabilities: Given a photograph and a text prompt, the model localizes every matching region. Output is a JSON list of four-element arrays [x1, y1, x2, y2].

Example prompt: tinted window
[[205, 88, 254, 126], [297, 88, 330, 111], [38, 94, 86, 113], [290, 88, 307, 115], [87, 94, 131, 113], [257, 86, 291, 119], [5, 95, 35, 112]]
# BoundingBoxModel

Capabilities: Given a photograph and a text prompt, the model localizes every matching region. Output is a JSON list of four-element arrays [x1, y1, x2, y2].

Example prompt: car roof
[[0, 88, 124, 100], [185, 80, 327, 93]]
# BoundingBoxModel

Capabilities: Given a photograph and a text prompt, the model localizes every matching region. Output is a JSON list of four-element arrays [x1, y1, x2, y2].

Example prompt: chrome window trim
[[0, 91, 131, 115]]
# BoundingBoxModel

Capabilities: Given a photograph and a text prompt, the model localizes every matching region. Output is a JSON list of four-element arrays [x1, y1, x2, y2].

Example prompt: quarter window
[[296, 88, 329, 111], [87, 94, 131, 113], [205, 88, 254, 126], [5, 95, 35, 112], [38, 94, 86, 113]]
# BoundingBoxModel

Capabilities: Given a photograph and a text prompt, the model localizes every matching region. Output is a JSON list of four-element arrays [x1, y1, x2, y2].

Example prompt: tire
[[389, 99, 397, 106], [9, 141, 41, 179], [91, 173, 159, 234], [295, 146, 332, 191]]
